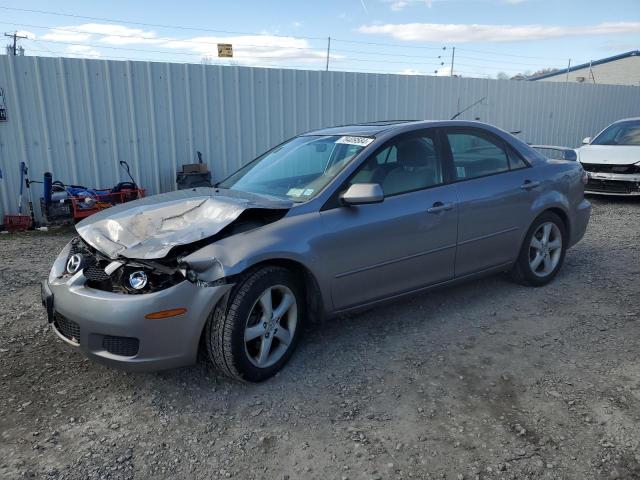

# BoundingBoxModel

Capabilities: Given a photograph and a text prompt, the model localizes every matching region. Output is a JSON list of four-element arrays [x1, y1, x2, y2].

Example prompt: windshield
[[592, 121, 640, 146], [218, 135, 370, 201]]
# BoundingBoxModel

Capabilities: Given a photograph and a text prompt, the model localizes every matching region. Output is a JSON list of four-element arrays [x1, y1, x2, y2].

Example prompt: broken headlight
[[128, 270, 148, 290], [111, 265, 182, 294], [179, 259, 228, 287]]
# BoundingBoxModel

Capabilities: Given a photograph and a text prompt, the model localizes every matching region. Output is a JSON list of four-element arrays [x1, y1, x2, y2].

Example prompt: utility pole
[[325, 37, 331, 71], [450, 46, 455, 77], [4, 31, 27, 56], [565, 59, 571, 82]]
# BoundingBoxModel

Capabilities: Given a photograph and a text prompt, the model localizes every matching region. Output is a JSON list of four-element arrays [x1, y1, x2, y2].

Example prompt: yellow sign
[[217, 43, 233, 58]]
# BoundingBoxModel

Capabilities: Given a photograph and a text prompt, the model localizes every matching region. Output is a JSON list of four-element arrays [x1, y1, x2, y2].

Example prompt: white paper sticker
[[456, 166, 466, 178], [303, 188, 314, 196], [336, 136, 374, 147], [287, 188, 305, 197]]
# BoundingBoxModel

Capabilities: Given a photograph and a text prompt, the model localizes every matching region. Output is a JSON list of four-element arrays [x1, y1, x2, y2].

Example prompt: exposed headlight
[[128, 270, 148, 290], [186, 268, 198, 283]]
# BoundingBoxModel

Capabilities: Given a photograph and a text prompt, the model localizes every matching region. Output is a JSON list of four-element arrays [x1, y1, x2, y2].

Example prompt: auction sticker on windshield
[[336, 136, 374, 147]]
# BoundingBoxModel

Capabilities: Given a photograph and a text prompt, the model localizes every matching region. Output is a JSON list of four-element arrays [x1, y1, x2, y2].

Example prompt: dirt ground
[[0, 196, 639, 480]]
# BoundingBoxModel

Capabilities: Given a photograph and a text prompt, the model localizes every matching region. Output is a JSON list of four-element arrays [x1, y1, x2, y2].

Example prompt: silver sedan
[[42, 120, 591, 381]]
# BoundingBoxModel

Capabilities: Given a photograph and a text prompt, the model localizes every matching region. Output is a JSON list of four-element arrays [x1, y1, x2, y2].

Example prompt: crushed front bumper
[[42, 273, 232, 371], [584, 171, 640, 196]]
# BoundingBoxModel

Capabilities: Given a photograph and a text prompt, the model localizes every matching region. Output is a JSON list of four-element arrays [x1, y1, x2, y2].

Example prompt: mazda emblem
[[66, 254, 83, 274]]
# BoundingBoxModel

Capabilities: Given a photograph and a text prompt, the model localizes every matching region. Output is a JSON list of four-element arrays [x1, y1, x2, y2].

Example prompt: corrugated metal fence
[[1, 55, 639, 221]]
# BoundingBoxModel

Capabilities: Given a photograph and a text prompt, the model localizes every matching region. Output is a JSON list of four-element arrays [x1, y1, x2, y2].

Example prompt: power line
[[0, 21, 327, 51], [455, 54, 566, 68], [457, 46, 568, 61], [25, 47, 498, 78], [0, 5, 573, 66], [25, 36, 446, 67], [23, 36, 328, 61], [332, 37, 444, 50], [332, 47, 448, 60], [0, 5, 326, 40]]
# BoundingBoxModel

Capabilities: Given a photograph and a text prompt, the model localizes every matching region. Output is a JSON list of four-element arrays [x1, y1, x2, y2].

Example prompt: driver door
[[317, 129, 459, 310]]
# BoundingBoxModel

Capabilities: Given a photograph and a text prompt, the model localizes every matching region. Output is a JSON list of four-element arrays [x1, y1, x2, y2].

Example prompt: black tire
[[205, 266, 304, 382], [510, 211, 567, 287]]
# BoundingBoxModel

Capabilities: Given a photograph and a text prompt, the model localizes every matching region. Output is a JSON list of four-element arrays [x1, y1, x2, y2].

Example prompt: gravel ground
[[1, 197, 639, 480]]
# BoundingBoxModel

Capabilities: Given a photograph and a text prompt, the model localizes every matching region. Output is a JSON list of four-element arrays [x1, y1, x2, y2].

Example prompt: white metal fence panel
[[1, 55, 639, 221]]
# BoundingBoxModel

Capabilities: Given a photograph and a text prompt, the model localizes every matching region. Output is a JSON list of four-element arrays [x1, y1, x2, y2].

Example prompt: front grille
[[102, 335, 139, 357], [582, 163, 640, 174], [84, 263, 111, 281], [586, 178, 639, 194], [53, 314, 80, 344]]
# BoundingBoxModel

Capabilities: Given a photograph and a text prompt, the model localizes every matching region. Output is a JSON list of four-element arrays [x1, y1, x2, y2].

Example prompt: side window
[[507, 146, 528, 170], [375, 145, 397, 165], [447, 131, 510, 180], [350, 132, 444, 196]]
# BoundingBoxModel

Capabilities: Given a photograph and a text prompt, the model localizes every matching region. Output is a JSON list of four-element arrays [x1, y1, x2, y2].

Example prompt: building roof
[[528, 50, 640, 81]]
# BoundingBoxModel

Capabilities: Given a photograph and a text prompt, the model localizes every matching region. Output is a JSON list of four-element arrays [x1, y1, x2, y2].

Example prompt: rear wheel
[[205, 266, 303, 382], [510, 212, 567, 286]]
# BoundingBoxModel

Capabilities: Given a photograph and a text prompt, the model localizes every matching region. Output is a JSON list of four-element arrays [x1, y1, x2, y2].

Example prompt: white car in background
[[578, 118, 640, 196]]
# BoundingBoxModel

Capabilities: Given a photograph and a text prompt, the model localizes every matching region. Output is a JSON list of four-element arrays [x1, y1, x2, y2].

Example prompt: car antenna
[[450, 96, 487, 120]]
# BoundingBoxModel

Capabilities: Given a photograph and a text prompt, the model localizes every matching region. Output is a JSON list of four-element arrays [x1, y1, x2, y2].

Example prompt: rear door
[[317, 129, 459, 310], [443, 127, 540, 277]]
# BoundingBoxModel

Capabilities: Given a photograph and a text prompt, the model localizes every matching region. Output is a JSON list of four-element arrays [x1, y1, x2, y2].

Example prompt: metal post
[[450, 46, 455, 77], [565, 59, 571, 82], [325, 37, 331, 71]]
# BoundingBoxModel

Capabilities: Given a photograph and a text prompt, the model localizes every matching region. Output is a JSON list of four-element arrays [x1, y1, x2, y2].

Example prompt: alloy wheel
[[528, 222, 562, 278], [244, 285, 298, 368]]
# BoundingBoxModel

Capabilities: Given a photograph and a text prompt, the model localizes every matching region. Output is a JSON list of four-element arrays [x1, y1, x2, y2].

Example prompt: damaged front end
[[65, 188, 292, 293], [58, 237, 185, 294]]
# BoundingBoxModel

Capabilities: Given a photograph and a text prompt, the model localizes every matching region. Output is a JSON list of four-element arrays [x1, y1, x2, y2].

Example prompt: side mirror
[[582, 137, 591, 145], [341, 183, 384, 205]]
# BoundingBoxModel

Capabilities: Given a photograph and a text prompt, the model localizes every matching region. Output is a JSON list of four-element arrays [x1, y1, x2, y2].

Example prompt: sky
[[2, 0, 639, 78]]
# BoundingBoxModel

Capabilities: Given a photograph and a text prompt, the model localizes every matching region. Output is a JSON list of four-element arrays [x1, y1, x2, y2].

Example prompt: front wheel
[[510, 212, 567, 286], [205, 266, 303, 382]]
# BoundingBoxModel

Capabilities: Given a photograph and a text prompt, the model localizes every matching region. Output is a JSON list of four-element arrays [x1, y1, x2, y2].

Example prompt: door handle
[[520, 180, 540, 190], [427, 201, 455, 214]]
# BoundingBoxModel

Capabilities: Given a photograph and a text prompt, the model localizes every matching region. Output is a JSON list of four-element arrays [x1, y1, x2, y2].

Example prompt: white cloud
[[357, 21, 640, 43], [435, 65, 452, 76], [385, 0, 527, 10], [15, 30, 36, 40], [397, 68, 424, 75], [66, 44, 101, 58], [162, 35, 331, 64], [35, 23, 333, 66], [41, 28, 92, 42], [40, 24, 161, 46], [388, 0, 433, 11]]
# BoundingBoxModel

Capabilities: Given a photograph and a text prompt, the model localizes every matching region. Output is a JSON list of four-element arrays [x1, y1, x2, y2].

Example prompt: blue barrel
[[43, 172, 53, 205]]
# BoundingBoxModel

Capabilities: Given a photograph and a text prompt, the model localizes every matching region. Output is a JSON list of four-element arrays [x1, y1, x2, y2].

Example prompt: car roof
[[302, 119, 503, 137], [302, 120, 424, 137], [609, 117, 640, 124]]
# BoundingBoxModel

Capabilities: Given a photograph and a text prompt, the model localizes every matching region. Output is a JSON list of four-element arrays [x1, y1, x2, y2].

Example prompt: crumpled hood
[[578, 145, 640, 165], [76, 188, 292, 260]]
